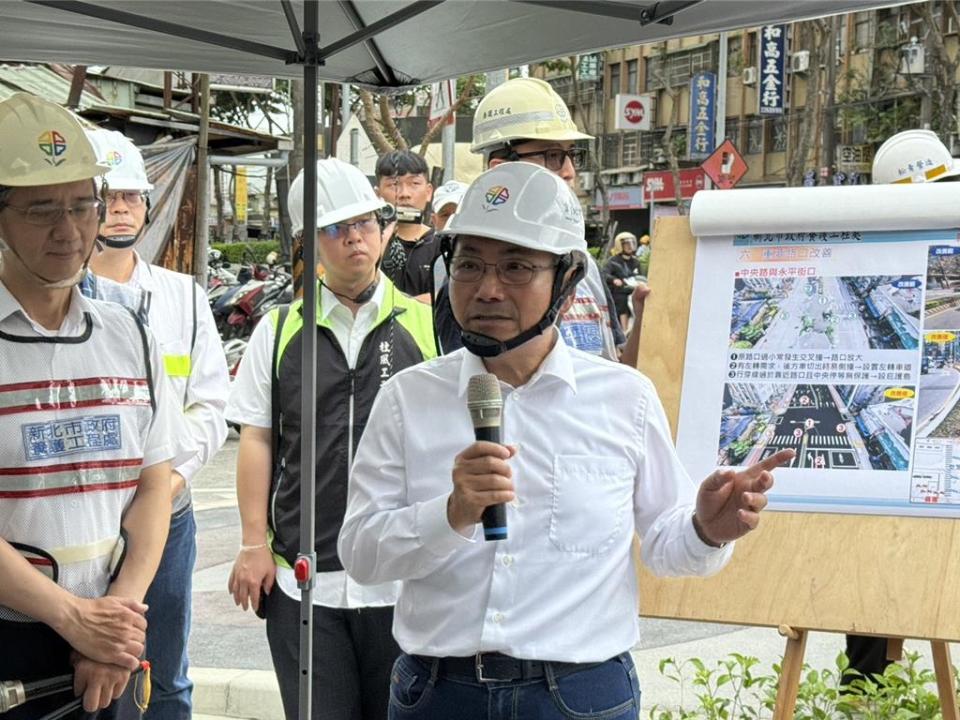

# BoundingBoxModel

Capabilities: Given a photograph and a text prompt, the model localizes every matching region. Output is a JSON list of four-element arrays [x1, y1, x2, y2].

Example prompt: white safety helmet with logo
[[0, 93, 108, 288], [871, 129, 960, 185], [288, 157, 386, 235], [85, 128, 153, 191], [471, 78, 593, 156], [436, 161, 587, 357], [85, 128, 153, 248], [0, 93, 106, 187]]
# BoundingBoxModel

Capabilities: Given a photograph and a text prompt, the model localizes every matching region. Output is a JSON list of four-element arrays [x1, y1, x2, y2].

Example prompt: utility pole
[[716, 32, 728, 146], [821, 15, 841, 177], [193, 73, 210, 285]]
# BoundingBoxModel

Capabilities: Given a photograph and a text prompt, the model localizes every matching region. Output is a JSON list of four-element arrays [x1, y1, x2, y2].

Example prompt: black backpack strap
[[125, 307, 156, 413], [270, 305, 290, 467]]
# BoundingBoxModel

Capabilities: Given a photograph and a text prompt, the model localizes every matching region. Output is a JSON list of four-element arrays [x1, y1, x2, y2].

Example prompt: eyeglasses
[[449, 255, 557, 286], [4, 199, 103, 226], [106, 191, 147, 207], [510, 147, 587, 172], [320, 217, 379, 240]]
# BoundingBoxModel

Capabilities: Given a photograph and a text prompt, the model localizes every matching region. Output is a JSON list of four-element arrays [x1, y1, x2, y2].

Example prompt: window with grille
[[769, 118, 787, 152], [747, 118, 764, 154], [726, 121, 740, 149], [603, 133, 621, 167], [609, 63, 621, 98]]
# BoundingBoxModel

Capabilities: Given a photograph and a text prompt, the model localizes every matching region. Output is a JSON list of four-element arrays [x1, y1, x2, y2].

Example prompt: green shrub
[[648, 650, 951, 719], [210, 240, 280, 265]]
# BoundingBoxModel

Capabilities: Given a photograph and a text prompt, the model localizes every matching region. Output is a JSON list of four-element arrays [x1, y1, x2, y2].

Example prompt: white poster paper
[[678, 184, 960, 517]]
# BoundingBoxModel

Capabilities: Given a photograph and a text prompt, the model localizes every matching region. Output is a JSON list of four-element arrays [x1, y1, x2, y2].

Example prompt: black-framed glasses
[[320, 217, 379, 240], [510, 147, 587, 172], [106, 190, 147, 207], [449, 255, 557, 286], [4, 199, 103, 226]]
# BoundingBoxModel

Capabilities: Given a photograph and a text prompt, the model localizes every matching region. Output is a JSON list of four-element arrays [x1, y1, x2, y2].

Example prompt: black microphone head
[[467, 373, 502, 430]]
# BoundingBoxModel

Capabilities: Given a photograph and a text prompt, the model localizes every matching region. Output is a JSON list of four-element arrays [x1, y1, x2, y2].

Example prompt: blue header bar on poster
[[688, 71, 716, 160], [758, 24, 786, 115]]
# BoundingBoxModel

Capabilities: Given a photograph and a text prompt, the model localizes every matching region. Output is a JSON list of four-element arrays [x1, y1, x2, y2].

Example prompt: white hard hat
[[432, 180, 468, 211], [872, 129, 960, 184], [0, 93, 107, 187], [471, 78, 593, 154], [85, 128, 153, 191], [288, 158, 385, 234], [437, 161, 586, 259]]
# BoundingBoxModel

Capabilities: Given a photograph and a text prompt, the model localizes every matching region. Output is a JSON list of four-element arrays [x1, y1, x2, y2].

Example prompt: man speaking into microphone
[[339, 162, 794, 719]]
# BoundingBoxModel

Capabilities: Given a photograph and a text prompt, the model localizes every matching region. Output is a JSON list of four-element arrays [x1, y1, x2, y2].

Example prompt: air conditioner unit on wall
[[741, 66, 757, 85], [790, 51, 810, 74]]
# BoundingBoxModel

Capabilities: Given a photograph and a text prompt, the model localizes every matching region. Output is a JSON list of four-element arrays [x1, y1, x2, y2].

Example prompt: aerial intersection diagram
[[677, 183, 960, 517]]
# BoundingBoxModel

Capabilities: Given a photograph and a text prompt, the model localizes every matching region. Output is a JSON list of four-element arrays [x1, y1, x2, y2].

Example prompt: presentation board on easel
[[634, 183, 960, 716]]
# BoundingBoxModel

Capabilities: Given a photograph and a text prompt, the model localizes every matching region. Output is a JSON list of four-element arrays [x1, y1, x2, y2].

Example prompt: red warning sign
[[701, 139, 748, 190]]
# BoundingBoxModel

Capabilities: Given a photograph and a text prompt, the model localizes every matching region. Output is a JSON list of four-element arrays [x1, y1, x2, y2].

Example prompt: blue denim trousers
[[143, 506, 197, 720], [388, 652, 641, 720]]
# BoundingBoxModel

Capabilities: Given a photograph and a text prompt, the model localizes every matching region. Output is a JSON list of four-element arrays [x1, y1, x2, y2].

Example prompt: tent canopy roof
[[3, 0, 904, 89]]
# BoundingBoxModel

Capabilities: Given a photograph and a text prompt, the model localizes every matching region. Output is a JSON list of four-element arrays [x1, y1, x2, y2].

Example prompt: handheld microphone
[[467, 373, 507, 541]]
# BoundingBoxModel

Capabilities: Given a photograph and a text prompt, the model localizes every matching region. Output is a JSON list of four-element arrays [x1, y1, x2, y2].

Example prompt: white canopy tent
[[3, 0, 901, 88], [0, 2, 906, 717]]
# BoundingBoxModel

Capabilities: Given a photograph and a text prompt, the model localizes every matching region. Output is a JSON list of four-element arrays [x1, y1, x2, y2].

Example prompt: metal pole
[[298, 2, 319, 718], [341, 83, 351, 140], [715, 31, 727, 146], [193, 73, 210, 285], [442, 117, 456, 182]]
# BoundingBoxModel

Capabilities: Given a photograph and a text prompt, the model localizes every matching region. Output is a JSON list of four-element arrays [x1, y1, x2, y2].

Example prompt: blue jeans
[[143, 506, 197, 720], [388, 652, 641, 720]]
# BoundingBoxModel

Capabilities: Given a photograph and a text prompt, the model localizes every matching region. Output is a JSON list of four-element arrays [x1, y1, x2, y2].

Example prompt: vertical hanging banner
[[758, 24, 786, 116], [687, 72, 716, 161], [235, 166, 248, 224]]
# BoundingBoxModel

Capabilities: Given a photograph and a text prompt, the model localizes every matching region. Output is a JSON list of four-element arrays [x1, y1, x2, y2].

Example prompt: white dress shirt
[[339, 332, 733, 662], [227, 278, 399, 609]]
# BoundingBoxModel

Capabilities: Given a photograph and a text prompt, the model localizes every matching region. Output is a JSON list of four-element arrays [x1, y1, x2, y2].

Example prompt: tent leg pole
[[298, 2, 320, 720]]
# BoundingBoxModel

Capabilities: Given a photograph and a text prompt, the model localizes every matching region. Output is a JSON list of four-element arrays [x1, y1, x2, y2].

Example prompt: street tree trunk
[[920, 0, 960, 138], [786, 20, 827, 186]]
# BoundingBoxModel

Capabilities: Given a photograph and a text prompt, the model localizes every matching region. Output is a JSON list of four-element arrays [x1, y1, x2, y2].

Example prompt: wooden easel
[[773, 628, 958, 720], [635, 216, 960, 717]]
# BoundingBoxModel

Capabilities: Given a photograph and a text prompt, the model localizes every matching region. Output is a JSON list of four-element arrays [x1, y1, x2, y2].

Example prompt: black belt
[[414, 652, 600, 683]]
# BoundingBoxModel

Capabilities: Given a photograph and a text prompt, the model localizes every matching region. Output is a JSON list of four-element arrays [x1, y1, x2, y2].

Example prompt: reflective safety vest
[[0, 302, 156, 622]]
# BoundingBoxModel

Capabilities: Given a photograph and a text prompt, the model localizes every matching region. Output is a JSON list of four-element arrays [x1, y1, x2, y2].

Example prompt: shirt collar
[[318, 272, 386, 324], [0, 278, 104, 331], [456, 329, 578, 397], [128, 251, 154, 290]]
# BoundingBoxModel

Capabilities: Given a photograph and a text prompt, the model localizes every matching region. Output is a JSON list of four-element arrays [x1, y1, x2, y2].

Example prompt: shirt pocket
[[548, 455, 633, 555]]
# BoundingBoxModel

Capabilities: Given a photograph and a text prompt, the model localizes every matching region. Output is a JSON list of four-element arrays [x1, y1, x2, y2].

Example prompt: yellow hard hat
[[471, 78, 593, 154], [639, 234, 650, 245], [0, 93, 107, 187], [871, 129, 960, 185]]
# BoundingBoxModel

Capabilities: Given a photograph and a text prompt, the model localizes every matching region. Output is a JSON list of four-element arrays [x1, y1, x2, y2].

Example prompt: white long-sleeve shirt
[[126, 254, 229, 510], [339, 333, 732, 663]]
